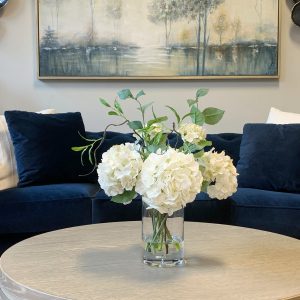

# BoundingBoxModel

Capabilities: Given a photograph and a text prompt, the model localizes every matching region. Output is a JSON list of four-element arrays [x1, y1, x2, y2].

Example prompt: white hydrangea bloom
[[178, 123, 206, 144], [136, 148, 202, 215], [200, 150, 238, 200], [97, 143, 143, 197]]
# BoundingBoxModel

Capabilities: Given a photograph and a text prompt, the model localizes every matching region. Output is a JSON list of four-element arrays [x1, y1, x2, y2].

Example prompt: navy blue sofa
[[1, 132, 299, 255]]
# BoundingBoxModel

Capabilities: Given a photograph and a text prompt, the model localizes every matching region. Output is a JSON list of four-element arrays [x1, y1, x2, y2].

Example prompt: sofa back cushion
[[237, 123, 300, 192], [5, 111, 97, 187], [206, 133, 242, 166], [0, 109, 56, 191]]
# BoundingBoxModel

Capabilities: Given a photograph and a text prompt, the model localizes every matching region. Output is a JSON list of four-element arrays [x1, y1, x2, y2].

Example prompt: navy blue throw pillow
[[237, 123, 300, 192], [5, 111, 97, 187]]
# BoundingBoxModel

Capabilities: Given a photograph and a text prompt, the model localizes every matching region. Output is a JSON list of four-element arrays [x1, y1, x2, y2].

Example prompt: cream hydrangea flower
[[136, 148, 203, 215], [97, 143, 143, 197], [178, 123, 206, 144], [199, 150, 238, 200]]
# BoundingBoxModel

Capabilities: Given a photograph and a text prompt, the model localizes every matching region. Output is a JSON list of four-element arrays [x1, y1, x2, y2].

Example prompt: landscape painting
[[37, 0, 279, 79]]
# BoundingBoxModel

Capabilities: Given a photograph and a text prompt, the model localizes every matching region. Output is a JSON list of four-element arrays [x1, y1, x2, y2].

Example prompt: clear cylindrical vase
[[142, 201, 184, 267]]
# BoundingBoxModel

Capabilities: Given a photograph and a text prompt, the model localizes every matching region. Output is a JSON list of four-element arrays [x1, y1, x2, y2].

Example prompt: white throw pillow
[[267, 107, 300, 124], [0, 109, 55, 191]]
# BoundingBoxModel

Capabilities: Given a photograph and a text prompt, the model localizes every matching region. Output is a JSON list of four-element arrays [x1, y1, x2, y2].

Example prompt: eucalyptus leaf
[[128, 120, 143, 130], [137, 102, 154, 114], [203, 107, 224, 125], [99, 98, 111, 108], [196, 88, 209, 99], [118, 89, 134, 100], [114, 100, 123, 114], [111, 190, 136, 204], [152, 106, 158, 119], [80, 147, 88, 166], [71, 146, 87, 152], [151, 132, 164, 146], [182, 112, 193, 120], [187, 99, 198, 107], [147, 144, 160, 153], [166, 105, 180, 124], [108, 111, 119, 116], [136, 90, 146, 99], [193, 150, 205, 159], [147, 116, 168, 127], [88, 147, 93, 165], [190, 106, 205, 125]]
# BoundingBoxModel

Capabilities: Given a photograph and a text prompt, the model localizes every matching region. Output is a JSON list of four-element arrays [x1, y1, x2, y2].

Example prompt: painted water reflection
[[40, 43, 277, 77]]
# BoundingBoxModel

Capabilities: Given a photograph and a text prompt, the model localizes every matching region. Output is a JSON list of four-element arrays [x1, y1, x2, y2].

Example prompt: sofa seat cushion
[[230, 188, 300, 238], [0, 183, 98, 234], [92, 190, 230, 224]]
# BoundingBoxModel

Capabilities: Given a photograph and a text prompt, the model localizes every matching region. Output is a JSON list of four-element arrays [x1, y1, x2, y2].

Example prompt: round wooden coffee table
[[1, 222, 300, 300]]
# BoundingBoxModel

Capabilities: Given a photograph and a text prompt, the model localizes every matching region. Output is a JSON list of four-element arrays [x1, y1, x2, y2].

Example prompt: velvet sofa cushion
[[0, 183, 98, 234], [230, 188, 300, 239], [92, 190, 230, 224], [237, 124, 300, 192], [5, 111, 97, 187]]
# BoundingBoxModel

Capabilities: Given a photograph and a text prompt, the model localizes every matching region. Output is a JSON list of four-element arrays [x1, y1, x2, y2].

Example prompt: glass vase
[[142, 201, 184, 267]]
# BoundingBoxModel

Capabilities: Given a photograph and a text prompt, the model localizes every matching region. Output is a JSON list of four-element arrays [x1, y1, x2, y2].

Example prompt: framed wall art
[[37, 0, 280, 80]]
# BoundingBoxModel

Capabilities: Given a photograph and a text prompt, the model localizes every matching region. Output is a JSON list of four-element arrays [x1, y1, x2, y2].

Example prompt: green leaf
[[147, 144, 160, 153], [99, 98, 111, 107], [203, 107, 224, 125], [198, 140, 212, 148], [111, 190, 136, 204], [114, 100, 123, 114], [128, 120, 143, 130], [88, 147, 93, 165], [166, 105, 180, 124], [71, 146, 87, 152], [190, 106, 205, 125], [108, 111, 119, 116], [196, 88, 209, 99], [147, 116, 168, 127], [182, 112, 193, 120], [152, 132, 164, 145], [187, 99, 198, 107], [137, 102, 154, 114], [136, 90, 145, 99], [189, 141, 212, 153], [80, 147, 88, 166], [152, 106, 157, 119], [118, 89, 134, 100], [193, 150, 204, 159]]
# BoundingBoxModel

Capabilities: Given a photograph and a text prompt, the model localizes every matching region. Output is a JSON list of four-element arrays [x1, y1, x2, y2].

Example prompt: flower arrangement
[[73, 88, 238, 265]]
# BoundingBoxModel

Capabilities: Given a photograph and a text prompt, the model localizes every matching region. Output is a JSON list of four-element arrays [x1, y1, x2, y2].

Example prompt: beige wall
[[0, 0, 299, 133]]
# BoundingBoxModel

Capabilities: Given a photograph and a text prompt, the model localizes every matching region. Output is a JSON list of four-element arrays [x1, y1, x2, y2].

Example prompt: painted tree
[[182, 0, 225, 75], [254, 0, 263, 34], [106, 0, 122, 44], [41, 26, 59, 48], [231, 17, 241, 44], [88, 0, 96, 44], [213, 13, 228, 45], [55, 0, 62, 38], [148, 0, 182, 48]]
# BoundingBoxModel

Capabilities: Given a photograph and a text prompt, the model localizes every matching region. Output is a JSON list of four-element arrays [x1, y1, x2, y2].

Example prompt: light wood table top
[[0, 222, 300, 300]]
